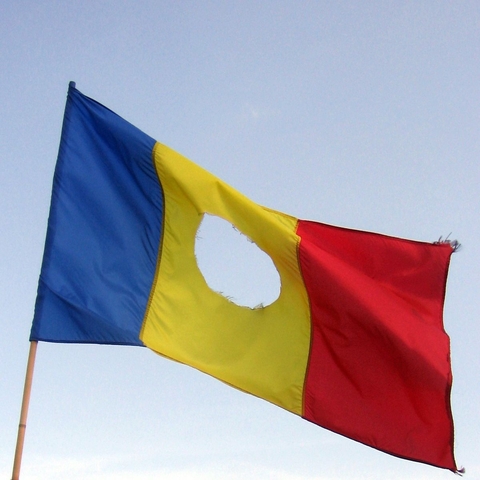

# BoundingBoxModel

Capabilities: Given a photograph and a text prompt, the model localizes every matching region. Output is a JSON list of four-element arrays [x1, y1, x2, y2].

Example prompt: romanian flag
[[31, 83, 459, 471]]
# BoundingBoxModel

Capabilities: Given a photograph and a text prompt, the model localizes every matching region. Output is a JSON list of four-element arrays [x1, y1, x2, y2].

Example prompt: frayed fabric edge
[[434, 235, 461, 252]]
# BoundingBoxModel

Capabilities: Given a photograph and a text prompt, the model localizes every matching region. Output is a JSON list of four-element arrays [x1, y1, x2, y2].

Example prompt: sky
[[1, 1, 479, 479]]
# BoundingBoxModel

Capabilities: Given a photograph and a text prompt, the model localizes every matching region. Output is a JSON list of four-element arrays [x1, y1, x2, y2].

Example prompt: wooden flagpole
[[12, 340, 38, 480]]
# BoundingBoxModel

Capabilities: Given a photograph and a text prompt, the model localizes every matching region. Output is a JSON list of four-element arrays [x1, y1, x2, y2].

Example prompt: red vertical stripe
[[297, 220, 456, 471]]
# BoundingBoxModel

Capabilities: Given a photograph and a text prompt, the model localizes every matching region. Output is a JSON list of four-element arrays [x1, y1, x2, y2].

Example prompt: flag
[[31, 82, 458, 471]]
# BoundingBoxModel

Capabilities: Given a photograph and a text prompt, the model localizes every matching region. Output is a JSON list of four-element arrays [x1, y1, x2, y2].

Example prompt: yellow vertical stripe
[[141, 143, 311, 414]]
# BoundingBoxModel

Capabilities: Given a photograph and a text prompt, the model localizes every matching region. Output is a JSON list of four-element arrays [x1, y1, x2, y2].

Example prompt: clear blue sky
[[1, 1, 479, 478]]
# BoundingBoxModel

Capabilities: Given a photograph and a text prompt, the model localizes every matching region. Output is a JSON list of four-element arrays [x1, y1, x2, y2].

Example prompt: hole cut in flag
[[195, 213, 281, 309]]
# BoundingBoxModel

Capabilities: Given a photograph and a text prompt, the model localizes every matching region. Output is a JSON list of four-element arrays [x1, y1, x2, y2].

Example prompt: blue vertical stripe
[[30, 84, 163, 345]]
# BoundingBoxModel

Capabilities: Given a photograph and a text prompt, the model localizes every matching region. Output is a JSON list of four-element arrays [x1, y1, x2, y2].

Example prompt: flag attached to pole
[[31, 83, 459, 471]]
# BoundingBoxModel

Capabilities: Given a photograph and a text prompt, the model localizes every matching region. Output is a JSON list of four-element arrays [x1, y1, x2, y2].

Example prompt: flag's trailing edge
[[31, 83, 459, 472]]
